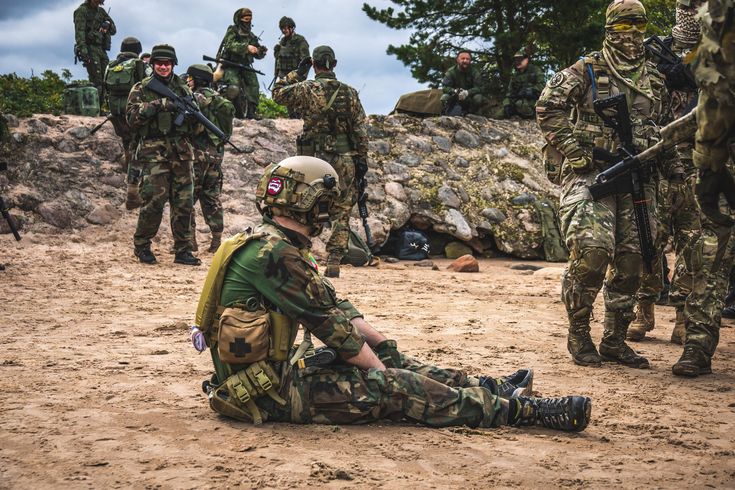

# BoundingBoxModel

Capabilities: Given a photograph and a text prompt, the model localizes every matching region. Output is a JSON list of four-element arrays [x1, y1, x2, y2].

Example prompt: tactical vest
[[573, 53, 666, 160], [275, 35, 305, 76], [80, 5, 111, 50], [104, 56, 142, 116], [196, 87, 235, 147], [135, 76, 195, 140], [299, 78, 355, 155], [196, 226, 302, 424]]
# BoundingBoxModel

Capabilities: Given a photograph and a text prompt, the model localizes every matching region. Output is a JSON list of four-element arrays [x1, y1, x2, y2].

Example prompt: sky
[[0, 0, 427, 115]]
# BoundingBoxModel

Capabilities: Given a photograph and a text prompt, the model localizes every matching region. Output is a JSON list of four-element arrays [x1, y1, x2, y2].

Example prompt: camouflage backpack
[[104, 57, 143, 116], [341, 229, 374, 266], [63, 82, 100, 116]]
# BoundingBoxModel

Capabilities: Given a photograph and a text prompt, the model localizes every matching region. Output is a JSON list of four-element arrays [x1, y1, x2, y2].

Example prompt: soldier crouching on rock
[[192, 155, 592, 431]]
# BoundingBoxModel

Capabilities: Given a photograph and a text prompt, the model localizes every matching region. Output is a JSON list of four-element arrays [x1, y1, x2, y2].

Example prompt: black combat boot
[[508, 395, 592, 432], [208, 232, 222, 253], [567, 317, 602, 367], [672, 345, 712, 377], [479, 369, 534, 397], [599, 310, 650, 369], [174, 251, 201, 266], [135, 248, 157, 264]]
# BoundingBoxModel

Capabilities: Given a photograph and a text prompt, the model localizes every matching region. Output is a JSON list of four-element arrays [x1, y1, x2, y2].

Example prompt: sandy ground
[[1, 214, 734, 489]]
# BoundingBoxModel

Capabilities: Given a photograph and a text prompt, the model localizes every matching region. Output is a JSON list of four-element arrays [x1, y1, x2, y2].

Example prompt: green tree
[[0, 70, 68, 117]]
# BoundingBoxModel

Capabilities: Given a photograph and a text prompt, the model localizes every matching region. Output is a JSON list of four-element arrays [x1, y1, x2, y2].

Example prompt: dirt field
[[1, 215, 734, 489]]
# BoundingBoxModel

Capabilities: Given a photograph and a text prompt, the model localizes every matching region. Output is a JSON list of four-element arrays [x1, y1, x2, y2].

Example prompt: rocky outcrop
[[0, 113, 558, 259]]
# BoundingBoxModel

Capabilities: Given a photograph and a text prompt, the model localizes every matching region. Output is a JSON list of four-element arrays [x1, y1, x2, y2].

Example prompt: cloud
[[0, 0, 426, 114]]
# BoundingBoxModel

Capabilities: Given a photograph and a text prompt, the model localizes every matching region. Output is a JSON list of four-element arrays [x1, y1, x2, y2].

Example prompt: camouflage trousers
[[683, 216, 735, 358], [133, 158, 194, 253], [318, 152, 357, 259], [221, 68, 259, 118], [441, 94, 487, 116], [191, 146, 224, 234], [262, 350, 500, 428], [499, 97, 537, 119], [559, 172, 658, 326], [84, 45, 109, 99], [637, 174, 700, 305]]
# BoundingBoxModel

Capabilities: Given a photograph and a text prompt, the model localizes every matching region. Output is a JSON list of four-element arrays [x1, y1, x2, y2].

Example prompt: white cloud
[[0, 0, 426, 114]]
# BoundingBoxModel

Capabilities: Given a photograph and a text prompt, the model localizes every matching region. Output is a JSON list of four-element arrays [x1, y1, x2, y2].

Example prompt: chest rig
[[299, 78, 355, 156]]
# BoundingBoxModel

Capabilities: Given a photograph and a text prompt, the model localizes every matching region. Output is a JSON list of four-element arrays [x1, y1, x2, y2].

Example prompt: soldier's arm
[[126, 83, 166, 129], [467, 68, 484, 97], [73, 8, 88, 49], [252, 35, 267, 60], [104, 10, 116, 35], [350, 90, 370, 158], [299, 37, 310, 61], [219, 29, 248, 59], [441, 71, 456, 95], [273, 77, 325, 113], [535, 60, 588, 158]]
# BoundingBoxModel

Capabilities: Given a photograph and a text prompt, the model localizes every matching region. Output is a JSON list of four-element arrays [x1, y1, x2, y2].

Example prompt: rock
[[454, 156, 469, 168], [510, 263, 544, 271], [432, 135, 452, 152], [534, 267, 565, 279], [86, 203, 121, 225], [100, 174, 125, 187], [369, 140, 391, 155], [37, 201, 74, 228], [384, 182, 407, 201], [438, 185, 461, 209], [482, 208, 506, 223], [398, 153, 421, 167], [14, 188, 43, 211], [443, 209, 472, 241], [26, 119, 49, 134], [414, 259, 434, 268], [447, 254, 479, 272], [0, 212, 23, 235], [384, 162, 411, 183], [495, 148, 509, 158], [4, 114, 19, 127], [454, 129, 480, 148], [512, 193, 537, 205], [445, 241, 473, 259], [67, 126, 91, 139], [64, 190, 95, 214], [56, 138, 79, 153], [382, 197, 411, 229], [406, 135, 432, 153]]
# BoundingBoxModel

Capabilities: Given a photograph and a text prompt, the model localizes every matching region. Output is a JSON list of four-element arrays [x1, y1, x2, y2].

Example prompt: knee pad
[[224, 84, 240, 100], [612, 252, 643, 294], [573, 248, 610, 288]]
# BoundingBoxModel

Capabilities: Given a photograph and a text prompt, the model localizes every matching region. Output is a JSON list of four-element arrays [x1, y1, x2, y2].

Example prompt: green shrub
[[0, 69, 75, 117], [257, 93, 288, 118]]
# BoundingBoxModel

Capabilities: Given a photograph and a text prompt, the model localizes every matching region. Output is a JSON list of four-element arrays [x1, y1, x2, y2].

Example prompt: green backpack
[[63, 83, 99, 116], [104, 58, 142, 116], [342, 229, 374, 266]]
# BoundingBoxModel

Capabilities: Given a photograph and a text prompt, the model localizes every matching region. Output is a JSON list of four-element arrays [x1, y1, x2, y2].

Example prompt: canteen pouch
[[218, 307, 270, 365]]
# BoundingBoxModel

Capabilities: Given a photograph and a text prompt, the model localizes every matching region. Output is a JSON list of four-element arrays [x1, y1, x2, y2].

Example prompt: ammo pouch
[[297, 134, 352, 156], [156, 111, 174, 136], [542, 143, 564, 185], [218, 307, 270, 365], [209, 361, 286, 425]]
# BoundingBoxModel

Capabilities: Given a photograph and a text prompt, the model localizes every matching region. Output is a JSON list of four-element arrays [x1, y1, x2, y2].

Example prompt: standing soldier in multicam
[[73, 0, 116, 99], [536, 0, 679, 369], [675, 0, 735, 377], [103, 36, 147, 210], [628, 0, 703, 344], [272, 46, 369, 278], [273, 16, 310, 118], [216, 8, 268, 119], [126, 44, 200, 266], [193, 155, 592, 432], [498, 47, 546, 119], [185, 64, 235, 254]]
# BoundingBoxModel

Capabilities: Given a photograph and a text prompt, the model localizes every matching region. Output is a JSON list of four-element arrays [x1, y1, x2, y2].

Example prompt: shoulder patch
[[548, 72, 566, 88]]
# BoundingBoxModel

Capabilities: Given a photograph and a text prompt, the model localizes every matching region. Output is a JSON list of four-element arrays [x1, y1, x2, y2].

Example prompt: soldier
[[104, 36, 147, 210], [273, 16, 310, 119], [272, 45, 368, 278], [628, 0, 703, 343], [675, 0, 735, 376], [73, 0, 116, 99], [536, 0, 679, 369], [440, 51, 488, 116], [194, 155, 592, 431], [185, 64, 235, 253], [126, 44, 201, 266], [216, 8, 267, 119], [498, 48, 546, 119]]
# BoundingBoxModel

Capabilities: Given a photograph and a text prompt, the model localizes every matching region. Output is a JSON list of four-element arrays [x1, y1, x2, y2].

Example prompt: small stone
[[67, 126, 91, 139], [454, 129, 480, 148], [369, 140, 391, 155], [406, 135, 433, 153], [384, 182, 407, 201], [533, 267, 565, 279], [482, 208, 506, 223], [384, 162, 410, 183], [4, 114, 19, 127], [398, 153, 421, 167], [37, 201, 74, 228], [495, 147, 509, 158], [432, 135, 452, 152], [445, 241, 473, 259], [384, 257, 400, 263], [447, 254, 479, 272], [512, 193, 536, 205], [26, 119, 49, 134], [414, 259, 434, 268], [56, 138, 79, 153], [454, 156, 470, 168], [438, 185, 461, 209], [86, 203, 121, 225], [509, 263, 544, 271]]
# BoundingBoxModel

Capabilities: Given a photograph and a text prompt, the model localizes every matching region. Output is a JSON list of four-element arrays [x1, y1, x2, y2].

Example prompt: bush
[[0, 69, 74, 117], [257, 93, 288, 118]]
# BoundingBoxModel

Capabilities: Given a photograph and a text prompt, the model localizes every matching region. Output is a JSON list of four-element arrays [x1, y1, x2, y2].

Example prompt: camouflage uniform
[[190, 84, 235, 250], [440, 65, 488, 115], [73, 1, 116, 97], [536, 0, 677, 368], [216, 8, 267, 119], [274, 33, 310, 79], [126, 73, 197, 256], [272, 59, 369, 270], [674, 0, 735, 376], [500, 53, 546, 119]]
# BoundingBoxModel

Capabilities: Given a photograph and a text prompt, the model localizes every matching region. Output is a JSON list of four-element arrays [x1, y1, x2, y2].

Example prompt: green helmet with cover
[[255, 156, 339, 234], [279, 16, 295, 28], [150, 44, 178, 65], [121, 37, 142, 55], [187, 63, 214, 84], [312, 45, 336, 70]]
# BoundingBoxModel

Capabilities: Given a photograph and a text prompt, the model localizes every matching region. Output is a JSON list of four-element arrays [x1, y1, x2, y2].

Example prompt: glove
[[296, 56, 312, 79], [503, 104, 514, 118], [567, 155, 593, 174], [458, 89, 469, 101], [155, 98, 172, 112], [695, 168, 735, 227]]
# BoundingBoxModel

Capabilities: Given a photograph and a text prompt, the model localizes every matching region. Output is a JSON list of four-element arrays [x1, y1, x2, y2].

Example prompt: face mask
[[604, 28, 646, 70]]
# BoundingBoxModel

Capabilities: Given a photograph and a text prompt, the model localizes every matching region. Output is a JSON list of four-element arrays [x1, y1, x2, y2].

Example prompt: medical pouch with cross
[[217, 307, 271, 365]]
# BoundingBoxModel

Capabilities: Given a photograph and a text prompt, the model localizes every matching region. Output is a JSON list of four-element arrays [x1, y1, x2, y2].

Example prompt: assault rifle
[[146, 77, 246, 153], [644, 36, 697, 92], [588, 94, 656, 272], [202, 55, 265, 76], [0, 195, 21, 241], [355, 157, 374, 249]]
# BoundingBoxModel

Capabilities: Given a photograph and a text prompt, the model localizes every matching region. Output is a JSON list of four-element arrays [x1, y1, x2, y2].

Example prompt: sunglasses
[[609, 19, 648, 31]]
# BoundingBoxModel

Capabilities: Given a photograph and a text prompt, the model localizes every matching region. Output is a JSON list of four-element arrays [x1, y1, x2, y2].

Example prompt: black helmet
[[121, 37, 142, 55], [279, 16, 295, 28]]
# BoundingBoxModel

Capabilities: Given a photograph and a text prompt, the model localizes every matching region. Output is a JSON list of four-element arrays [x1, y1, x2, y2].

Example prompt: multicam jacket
[[272, 71, 368, 157], [73, 1, 116, 53]]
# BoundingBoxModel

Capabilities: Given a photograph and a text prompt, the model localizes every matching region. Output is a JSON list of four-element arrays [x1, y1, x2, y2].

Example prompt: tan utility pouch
[[218, 307, 270, 365], [542, 143, 565, 185]]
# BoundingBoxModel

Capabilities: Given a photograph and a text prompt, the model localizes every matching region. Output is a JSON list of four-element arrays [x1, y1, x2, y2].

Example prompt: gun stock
[[202, 55, 265, 76], [0, 196, 21, 241]]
